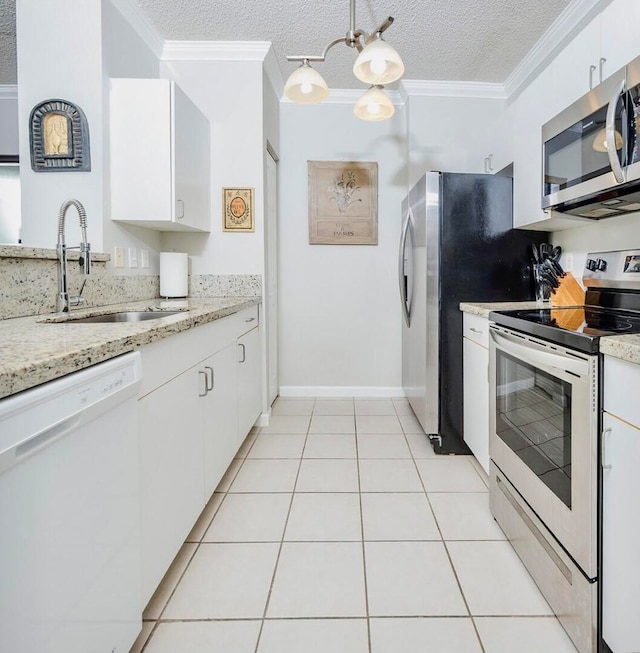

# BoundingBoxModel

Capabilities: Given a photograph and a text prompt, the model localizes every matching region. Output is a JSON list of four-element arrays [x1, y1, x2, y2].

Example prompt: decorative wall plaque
[[29, 99, 91, 172], [308, 161, 378, 245], [223, 188, 254, 232]]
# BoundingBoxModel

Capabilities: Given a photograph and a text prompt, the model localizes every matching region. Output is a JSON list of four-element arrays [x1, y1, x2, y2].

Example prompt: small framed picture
[[223, 187, 254, 232]]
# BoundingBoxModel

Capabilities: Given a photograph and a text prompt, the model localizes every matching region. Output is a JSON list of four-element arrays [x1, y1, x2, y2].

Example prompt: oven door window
[[495, 350, 572, 508]]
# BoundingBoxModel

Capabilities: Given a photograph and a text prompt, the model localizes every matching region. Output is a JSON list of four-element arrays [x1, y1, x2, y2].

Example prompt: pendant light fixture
[[284, 0, 404, 121]]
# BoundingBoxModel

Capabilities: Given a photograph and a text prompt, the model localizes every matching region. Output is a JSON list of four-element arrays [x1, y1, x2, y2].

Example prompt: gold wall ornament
[[223, 188, 255, 232], [29, 99, 91, 172]]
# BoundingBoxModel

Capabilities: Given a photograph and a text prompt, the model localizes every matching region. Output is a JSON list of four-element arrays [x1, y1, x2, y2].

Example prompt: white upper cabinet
[[110, 78, 211, 232], [512, 0, 640, 231], [551, 0, 640, 113], [599, 0, 640, 85]]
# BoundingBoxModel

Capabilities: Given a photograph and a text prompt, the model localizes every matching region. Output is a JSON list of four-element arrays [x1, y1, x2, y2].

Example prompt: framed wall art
[[29, 99, 91, 172], [308, 160, 378, 245], [223, 187, 254, 232]]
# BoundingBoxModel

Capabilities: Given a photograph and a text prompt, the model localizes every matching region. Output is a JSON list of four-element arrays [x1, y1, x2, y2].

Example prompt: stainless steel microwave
[[542, 55, 640, 218]]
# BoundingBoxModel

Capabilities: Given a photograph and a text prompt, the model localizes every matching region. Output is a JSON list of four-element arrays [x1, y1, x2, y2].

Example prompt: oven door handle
[[490, 329, 589, 378]]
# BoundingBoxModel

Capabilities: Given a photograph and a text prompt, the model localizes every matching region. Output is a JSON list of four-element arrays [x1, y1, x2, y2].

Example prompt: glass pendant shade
[[353, 37, 405, 85], [592, 127, 623, 152], [284, 61, 329, 104], [354, 85, 395, 121]]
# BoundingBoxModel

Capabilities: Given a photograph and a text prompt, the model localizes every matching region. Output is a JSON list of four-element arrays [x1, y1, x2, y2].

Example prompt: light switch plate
[[140, 249, 150, 269], [113, 246, 124, 268], [128, 247, 138, 268]]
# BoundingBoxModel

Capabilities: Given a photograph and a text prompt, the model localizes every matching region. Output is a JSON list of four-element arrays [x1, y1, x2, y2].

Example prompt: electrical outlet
[[140, 249, 150, 269], [128, 247, 138, 268], [113, 246, 124, 268], [565, 253, 573, 272]]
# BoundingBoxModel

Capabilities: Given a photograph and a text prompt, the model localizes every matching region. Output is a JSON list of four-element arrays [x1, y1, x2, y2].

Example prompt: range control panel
[[583, 249, 640, 288]]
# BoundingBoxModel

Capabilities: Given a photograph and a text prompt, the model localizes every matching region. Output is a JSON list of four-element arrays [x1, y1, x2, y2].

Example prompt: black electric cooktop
[[490, 305, 640, 354]]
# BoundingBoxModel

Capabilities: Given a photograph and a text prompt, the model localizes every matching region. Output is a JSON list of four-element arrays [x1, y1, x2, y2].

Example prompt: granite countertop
[[600, 335, 640, 365], [460, 301, 640, 366], [459, 301, 542, 318], [0, 296, 260, 399]]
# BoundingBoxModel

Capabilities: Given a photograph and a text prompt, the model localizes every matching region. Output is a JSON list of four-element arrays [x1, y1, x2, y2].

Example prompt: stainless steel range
[[488, 249, 640, 653]]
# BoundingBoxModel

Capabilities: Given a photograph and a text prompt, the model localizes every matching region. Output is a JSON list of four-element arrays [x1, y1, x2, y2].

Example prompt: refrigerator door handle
[[398, 208, 413, 327]]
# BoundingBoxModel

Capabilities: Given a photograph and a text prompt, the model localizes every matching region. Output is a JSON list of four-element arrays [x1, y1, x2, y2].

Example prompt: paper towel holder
[[160, 251, 189, 299]]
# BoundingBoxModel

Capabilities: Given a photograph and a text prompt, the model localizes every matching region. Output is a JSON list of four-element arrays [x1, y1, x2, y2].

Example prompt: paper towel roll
[[160, 252, 188, 298]]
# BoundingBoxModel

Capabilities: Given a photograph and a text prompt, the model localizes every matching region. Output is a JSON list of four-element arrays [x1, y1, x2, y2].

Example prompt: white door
[[266, 147, 279, 405]]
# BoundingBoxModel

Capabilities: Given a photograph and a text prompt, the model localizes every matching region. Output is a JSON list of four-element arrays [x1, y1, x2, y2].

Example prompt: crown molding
[[0, 85, 18, 100], [110, 0, 164, 58], [162, 41, 272, 61], [263, 45, 284, 98], [401, 80, 507, 99], [504, 0, 612, 100], [281, 88, 405, 105]]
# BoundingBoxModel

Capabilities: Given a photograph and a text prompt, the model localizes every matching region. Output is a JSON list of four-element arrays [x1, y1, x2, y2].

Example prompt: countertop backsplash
[[0, 247, 262, 320]]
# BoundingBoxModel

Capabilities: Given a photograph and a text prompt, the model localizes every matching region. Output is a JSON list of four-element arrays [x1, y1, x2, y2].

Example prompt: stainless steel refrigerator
[[399, 171, 547, 455]]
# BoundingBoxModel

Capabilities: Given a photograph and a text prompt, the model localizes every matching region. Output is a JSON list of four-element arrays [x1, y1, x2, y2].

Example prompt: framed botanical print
[[308, 161, 378, 245]]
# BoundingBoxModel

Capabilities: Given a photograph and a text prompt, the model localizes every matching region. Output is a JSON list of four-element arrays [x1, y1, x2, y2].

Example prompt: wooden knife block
[[550, 272, 586, 307]]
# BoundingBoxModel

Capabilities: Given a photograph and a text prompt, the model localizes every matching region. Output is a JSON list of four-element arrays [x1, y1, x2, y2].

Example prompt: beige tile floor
[[131, 397, 578, 653]]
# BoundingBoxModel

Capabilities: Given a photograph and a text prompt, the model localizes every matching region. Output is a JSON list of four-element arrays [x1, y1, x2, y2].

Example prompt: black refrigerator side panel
[[436, 173, 548, 455]]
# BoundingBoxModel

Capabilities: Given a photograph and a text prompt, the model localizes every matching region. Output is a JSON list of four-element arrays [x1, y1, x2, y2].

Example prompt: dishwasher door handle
[[0, 412, 83, 475]]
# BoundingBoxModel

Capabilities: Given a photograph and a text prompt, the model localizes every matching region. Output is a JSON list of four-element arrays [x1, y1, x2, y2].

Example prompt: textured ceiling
[[0, 0, 16, 84], [0, 0, 573, 88]]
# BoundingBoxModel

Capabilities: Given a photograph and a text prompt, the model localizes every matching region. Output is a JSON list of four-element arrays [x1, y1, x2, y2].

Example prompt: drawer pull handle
[[199, 370, 208, 397], [245, 317, 256, 323], [470, 328, 483, 334], [204, 366, 214, 391]]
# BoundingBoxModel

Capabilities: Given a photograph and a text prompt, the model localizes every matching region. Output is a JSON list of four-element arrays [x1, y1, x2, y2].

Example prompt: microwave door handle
[[490, 329, 589, 378], [398, 209, 411, 327], [606, 79, 626, 184]]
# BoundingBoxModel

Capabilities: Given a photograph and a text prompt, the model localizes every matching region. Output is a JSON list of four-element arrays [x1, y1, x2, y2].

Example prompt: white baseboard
[[255, 410, 271, 427], [279, 386, 406, 398]]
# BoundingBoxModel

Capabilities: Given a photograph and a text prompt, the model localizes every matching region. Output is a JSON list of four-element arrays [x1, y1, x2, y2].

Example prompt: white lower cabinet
[[137, 306, 261, 605], [203, 343, 239, 499], [138, 365, 205, 603], [602, 355, 640, 653], [462, 313, 490, 474], [237, 326, 262, 445]]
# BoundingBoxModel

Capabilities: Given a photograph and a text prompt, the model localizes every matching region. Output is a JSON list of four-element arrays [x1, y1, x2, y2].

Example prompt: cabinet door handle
[[199, 370, 209, 397], [238, 343, 246, 363], [484, 157, 489, 173], [599, 57, 606, 83], [470, 327, 483, 334], [176, 199, 185, 220], [204, 366, 214, 391], [589, 64, 597, 89], [601, 426, 612, 470], [487, 154, 494, 172]]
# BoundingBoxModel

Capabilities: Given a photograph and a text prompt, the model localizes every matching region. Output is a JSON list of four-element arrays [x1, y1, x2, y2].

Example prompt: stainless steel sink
[[65, 311, 186, 324]]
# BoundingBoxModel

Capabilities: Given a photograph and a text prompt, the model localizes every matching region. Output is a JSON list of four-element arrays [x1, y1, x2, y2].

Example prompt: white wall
[[407, 95, 505, 186], [159, 60, 265, 276], [0, 91, 18, 156], [278, 101, 407, 394], [552, 213, 640, 278], [16, 0, 104, 250]]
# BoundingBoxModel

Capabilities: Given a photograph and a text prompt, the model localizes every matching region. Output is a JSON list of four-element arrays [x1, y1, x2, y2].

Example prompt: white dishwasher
[[0, 352, 142, 653]]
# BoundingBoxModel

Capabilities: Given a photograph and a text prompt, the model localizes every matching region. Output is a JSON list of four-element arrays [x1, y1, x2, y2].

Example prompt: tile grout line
[[138, 431, 256, 652], [252, 398, 315, 653], [354, 409, 373, 653], [397, 402, 488, 653]]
